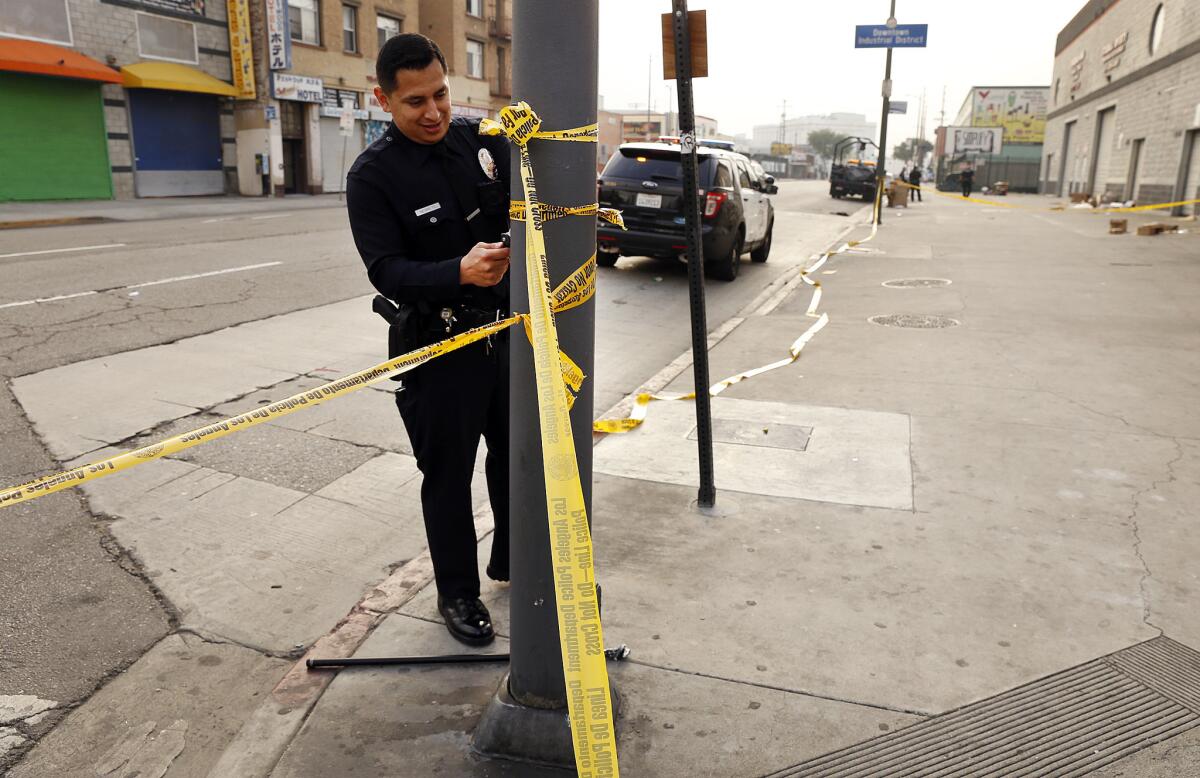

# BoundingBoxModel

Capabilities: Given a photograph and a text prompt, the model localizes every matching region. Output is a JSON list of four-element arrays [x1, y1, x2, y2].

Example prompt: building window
[[1054, 78, 1060, 105], [342, 4, 357, 52], [289, 0, 320, 45], [137, 13, 198, 64], [1149, 3, 1165, 54], [377, 14, 401, 50], [466, 38, 484, 78], [0, 0, 72, 45], [466, 0, 483, 17]]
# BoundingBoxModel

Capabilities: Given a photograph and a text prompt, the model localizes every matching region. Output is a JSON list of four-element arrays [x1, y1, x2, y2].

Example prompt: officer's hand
[[460, 242, 510, 287]]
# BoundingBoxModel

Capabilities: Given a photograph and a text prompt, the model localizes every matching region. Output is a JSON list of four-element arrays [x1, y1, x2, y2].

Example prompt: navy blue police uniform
[[346, 116, 511, 613]]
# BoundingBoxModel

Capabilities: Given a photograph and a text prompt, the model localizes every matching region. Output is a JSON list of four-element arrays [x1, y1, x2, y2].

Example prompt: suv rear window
[[712, 161, 733, 188], [602, 148, 714, 185]]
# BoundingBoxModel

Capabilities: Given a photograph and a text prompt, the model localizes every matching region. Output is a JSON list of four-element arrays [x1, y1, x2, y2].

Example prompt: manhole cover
[[868, 314, 959, 328], [881, 278, 952, 288]]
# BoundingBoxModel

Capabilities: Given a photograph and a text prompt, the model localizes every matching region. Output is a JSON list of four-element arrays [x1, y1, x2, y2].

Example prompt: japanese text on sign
[[264, 0, 291, 71]]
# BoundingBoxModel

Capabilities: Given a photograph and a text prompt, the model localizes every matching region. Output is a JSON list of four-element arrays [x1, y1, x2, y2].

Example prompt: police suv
[[596, 139, 776, 281]]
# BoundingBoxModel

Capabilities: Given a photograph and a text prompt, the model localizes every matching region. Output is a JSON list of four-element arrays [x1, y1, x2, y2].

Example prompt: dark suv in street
[[596, 141, 776, 281]]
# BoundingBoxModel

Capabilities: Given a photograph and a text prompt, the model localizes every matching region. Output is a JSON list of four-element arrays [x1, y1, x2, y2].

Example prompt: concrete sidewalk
[[8, 191, 1200, 776], [0, 193, 344, 229], [261, 194, 1200, 776]]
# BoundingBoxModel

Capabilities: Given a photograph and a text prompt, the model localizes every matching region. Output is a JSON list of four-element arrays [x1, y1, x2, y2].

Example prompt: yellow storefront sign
[[227, 0, 256, 99]]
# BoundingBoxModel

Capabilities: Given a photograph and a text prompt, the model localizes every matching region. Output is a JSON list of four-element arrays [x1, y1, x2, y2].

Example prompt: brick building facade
[[2, 0, 239, 200]]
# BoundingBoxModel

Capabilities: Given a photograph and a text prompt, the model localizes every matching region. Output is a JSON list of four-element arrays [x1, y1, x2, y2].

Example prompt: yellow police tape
[[4, 100, 620, 777], [0, 317, 520, 509], [483, 102, 618, 777], [592, 209, 880, 435], [511, 200, 626, 229], [895, 179, 1200, 214]]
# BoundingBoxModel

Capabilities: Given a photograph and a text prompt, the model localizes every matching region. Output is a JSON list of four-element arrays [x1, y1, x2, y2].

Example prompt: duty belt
[[437, 303, 505, 334]]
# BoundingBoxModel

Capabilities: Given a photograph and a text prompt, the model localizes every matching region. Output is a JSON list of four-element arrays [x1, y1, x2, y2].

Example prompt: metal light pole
[[671, 0, 716, 509], [875, 0, 897, 225], [473, 0, 599, 768]]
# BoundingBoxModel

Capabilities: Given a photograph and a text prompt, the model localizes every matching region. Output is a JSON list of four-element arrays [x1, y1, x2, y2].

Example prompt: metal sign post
[[855, 6, 927, 225], [664, 0, 715, 509]]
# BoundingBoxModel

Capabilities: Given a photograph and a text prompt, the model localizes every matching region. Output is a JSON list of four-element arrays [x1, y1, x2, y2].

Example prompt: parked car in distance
[[596, 141, 775, 281]]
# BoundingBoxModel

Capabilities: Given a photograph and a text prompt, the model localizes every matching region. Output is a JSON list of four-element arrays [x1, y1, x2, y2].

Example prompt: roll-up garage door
[[0, 73, 112, 201], [319, 116, 365, 194], [128, 88, 223, 196]]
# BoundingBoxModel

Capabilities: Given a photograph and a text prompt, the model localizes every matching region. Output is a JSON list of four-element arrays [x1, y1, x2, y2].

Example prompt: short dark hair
[[376, 33, 447, 93]]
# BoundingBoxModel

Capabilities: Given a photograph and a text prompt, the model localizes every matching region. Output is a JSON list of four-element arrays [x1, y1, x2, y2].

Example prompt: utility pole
[[472, 0, 601, 769], [874, 0, 897, 225], [916, 88, 926, 168], [647, 55, 653, 139]]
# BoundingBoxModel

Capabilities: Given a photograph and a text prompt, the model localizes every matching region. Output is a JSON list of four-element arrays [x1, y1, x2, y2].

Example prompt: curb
[[0, 217, 113, 230], [593, 204, 871, 433]]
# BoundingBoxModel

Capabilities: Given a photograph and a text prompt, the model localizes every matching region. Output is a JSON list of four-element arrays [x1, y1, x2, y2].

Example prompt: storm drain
[[763, 636, 1200, 778], [868, 313, 959, 329], [881, 278, 953, 288]]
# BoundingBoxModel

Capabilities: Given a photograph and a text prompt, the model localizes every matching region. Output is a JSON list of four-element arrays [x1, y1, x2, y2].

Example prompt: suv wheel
[[597, 252, 619, 268], [708, 229, 742, 282], [751, 219, 772, 263]]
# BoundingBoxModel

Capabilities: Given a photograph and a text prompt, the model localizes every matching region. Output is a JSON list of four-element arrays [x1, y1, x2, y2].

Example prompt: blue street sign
[[855, 24, 928, 48]]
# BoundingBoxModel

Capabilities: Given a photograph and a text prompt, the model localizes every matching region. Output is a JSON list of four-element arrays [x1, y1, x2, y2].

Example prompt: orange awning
[[0, 38, 122, 83]]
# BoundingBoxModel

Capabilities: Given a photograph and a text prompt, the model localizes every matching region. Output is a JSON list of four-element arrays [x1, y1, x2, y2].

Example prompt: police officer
[[346, 33, 511, 646]]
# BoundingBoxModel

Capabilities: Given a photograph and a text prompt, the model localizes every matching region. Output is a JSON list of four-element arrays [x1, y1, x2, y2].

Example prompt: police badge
[[478, 147, 498, 181]]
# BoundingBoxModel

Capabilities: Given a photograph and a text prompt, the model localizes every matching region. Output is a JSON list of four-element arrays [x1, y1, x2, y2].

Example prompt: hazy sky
[[598, 1, 1083, 143]]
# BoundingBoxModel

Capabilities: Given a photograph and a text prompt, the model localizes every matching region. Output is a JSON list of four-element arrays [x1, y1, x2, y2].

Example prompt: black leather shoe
[[486, 563, 509, 582], [437, 596, 495, 646]]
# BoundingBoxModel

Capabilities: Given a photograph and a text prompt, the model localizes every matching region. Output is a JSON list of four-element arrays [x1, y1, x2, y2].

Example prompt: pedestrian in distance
[[909, 165, 922, 202], [960, 165, 975, 198], [346, 33, 512, 647]]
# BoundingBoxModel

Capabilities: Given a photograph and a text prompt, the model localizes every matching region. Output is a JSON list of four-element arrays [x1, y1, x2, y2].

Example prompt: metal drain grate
[[763, 636, 1200, 778], [868, 313, 960, 329], [881, 278, 953, 288]]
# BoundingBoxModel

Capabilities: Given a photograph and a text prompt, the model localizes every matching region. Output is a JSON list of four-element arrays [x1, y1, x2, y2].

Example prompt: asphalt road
[[0, 179, 862, 767]]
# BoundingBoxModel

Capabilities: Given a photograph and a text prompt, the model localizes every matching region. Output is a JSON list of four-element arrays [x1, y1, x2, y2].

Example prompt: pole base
[[472, 673, 621, 771]]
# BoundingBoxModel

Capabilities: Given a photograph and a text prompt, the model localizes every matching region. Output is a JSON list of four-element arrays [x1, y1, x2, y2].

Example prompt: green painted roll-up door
[[0, 73, 112, 201]]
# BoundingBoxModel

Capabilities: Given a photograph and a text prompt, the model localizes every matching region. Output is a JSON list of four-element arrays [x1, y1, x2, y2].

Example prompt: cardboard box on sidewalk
[[1136, 222, 1178, 236]]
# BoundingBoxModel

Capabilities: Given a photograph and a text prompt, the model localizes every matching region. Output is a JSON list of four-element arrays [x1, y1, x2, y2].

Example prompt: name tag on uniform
[[414, 202, 441, 217]]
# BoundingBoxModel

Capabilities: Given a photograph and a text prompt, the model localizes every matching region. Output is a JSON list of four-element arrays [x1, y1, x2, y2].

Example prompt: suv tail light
[[704, 190, 728, 218]]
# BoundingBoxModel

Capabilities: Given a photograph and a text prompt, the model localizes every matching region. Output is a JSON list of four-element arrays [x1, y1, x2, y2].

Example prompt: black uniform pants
[[395, 335, 508, 600], [961, 180, 972, 198]]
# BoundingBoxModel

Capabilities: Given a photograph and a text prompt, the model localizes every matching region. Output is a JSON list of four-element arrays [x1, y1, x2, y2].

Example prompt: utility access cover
[[595, 398, 912, 509], [869, 313, 959, 328], [881, 278, 952, 288], [689, 418, 811, 452]]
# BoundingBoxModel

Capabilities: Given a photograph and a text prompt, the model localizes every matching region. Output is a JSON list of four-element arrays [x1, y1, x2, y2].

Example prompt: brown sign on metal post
[[661, 9, 707, 79]]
